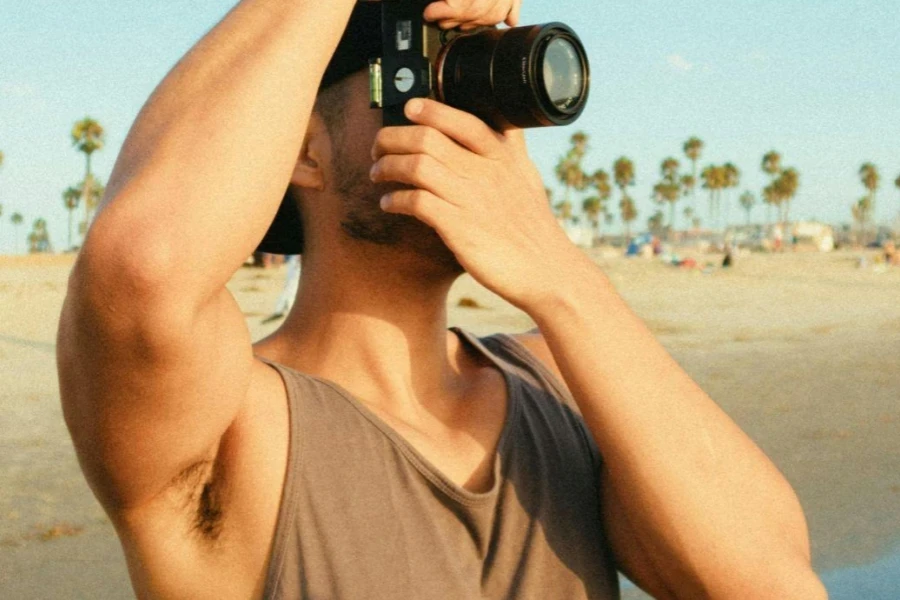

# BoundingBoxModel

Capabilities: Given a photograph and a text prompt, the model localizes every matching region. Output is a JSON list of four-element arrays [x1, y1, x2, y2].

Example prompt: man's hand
[[424, 0, 522, 29], [370, 98, 592, 311]]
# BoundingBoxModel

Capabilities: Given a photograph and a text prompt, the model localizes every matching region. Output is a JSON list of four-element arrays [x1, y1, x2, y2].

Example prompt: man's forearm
[[83, 0, 356, 303], [527, 259, 821, 597]]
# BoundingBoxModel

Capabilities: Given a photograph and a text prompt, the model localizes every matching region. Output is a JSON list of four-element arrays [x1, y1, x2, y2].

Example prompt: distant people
[[264, 254, 301, 323], [884, 241, 898, 266], [722, 244, 734, 268], [773, 225, 784, 252]]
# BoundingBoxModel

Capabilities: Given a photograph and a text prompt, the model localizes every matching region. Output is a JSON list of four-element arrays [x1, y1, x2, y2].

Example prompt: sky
[[1, 0, 899, 253]]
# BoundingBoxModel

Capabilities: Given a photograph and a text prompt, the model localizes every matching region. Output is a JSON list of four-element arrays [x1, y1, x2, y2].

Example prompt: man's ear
[[290, 113, 328, 191]]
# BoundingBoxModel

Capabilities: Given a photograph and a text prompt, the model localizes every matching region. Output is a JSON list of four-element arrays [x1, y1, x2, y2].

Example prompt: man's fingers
[[404, 99, 502, 156], [502, 127, 526, 147], [370, 153, 459, 203], [424, 1, 516, 29], [372, 126, 473, 170], [379, 189, 447, 227], [423, 1, 456, 23], [506, 0, 522, 26]]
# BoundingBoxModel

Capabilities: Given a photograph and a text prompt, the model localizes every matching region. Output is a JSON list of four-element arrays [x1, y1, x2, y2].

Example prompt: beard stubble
[[331, 137, 464, 275]]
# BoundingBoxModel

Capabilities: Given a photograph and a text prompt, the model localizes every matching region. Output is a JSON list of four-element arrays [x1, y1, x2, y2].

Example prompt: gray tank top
[[260, 328, 620, 599]]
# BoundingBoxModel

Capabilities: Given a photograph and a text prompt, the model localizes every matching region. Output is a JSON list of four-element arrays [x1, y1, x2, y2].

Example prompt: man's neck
[[258, 247, 476, 419]]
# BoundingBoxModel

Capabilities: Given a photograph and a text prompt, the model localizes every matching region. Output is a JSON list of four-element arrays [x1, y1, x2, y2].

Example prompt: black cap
[[256, 3, 382, 255]]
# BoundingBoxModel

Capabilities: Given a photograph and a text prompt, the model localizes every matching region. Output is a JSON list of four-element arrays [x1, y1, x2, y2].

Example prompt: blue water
[[821, 544, 900, 600]]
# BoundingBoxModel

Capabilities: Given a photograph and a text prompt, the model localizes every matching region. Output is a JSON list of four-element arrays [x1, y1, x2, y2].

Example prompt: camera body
[[363, 0, 590, 129]]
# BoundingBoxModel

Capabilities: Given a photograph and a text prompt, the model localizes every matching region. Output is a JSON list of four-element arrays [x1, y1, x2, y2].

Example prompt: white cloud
[[666, 54, 694, 72]]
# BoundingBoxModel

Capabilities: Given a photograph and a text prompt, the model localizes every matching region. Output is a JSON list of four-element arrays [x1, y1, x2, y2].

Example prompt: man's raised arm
[[57, 0, 356, 513], [370, 99, 826, 599]]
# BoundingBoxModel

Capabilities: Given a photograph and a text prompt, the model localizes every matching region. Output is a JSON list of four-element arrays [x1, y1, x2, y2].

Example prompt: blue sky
[[1, 0, 899, 253]]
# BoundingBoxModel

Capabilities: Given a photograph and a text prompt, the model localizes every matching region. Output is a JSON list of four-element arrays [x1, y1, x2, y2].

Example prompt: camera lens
[[437, 23, 590, 129], [542, 37, 584, 112]]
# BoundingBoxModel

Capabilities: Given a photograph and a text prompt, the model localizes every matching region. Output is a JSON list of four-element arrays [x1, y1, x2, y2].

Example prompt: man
[[57, 1, 825, 598]]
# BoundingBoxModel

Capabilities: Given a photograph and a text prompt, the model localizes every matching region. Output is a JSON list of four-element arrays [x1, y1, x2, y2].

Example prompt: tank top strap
[[451, 328, 603, 475], [450, 328, 581, 415]]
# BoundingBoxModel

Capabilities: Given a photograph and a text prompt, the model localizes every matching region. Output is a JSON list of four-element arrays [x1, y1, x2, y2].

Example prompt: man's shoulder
[[504, 329, 567, 387]]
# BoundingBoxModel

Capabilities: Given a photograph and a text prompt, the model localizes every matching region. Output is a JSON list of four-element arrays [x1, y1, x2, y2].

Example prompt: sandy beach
[[1, 250, 898, 599]]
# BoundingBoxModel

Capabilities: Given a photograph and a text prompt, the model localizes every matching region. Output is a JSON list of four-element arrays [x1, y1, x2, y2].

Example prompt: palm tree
[[858, 163, 879, 223], [776, 168, 799, 227], [582, 197, 602, 244], [722, 163, 740, 225], [28, 218, 52, 254], [680, 173, 695, 202], [570, 131, 588, 158], [11, 212, 24, 254], [739, 191, 756, 226], [619, 195, 638, 241], [661, 157, 680, 234], [683, 137, 703, 211], [71, 117, 105, 234], [895, 173, 900, 220], [762, 183, 778, 227], [588, 169, 612, 241], [761, 151, 782, 178], [613, 157, 636, 227], [554, 134, 589, 225], [852, 196, 873, 246], [590, 169, 612, 202], [79, 177, 105, 238], [652, 183, 679, 235], [700, 164, 725, 225], [63, 186, 81, 250], [554, 198, 574, 223], [647, 210, 665, 237]]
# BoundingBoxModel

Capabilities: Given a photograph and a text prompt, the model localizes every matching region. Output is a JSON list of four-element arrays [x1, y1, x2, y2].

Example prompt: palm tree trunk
[[83, 153, 94, 232], [724, 191, 731, 226], [68, 209, 73, 250], [871, 192, 877, 230], [691, 161, 698, 212], [669, 202, 676, 240]]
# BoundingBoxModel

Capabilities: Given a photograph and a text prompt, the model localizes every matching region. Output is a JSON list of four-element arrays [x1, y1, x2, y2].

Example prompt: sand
[[0, 250, 898, 599]]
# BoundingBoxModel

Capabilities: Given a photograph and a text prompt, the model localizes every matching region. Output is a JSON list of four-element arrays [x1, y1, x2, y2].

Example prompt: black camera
[[363, 0, 591, 129]]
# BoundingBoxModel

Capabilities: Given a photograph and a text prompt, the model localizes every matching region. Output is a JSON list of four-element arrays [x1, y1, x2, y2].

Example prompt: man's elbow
[[724, 559, 827, 600], [764, 566, 828, 600], [76, 215, 176, 302]]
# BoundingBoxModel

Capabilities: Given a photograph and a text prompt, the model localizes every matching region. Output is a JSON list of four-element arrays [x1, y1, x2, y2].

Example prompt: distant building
[[791, 221, 835, 252]]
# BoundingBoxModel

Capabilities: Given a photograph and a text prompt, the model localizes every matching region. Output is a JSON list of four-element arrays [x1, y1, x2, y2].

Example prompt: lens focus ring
[[437, 23, 590, 129]]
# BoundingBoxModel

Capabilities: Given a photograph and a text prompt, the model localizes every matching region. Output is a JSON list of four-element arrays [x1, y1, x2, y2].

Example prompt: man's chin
[[340, 212, 464, 276]]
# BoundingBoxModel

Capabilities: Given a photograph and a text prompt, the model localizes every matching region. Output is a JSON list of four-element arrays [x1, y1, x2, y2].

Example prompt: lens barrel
[[437, 23, 590, 129]]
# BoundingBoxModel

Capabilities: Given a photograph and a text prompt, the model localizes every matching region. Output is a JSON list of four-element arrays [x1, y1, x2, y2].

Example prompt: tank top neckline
[[263, 327, 521, 507]]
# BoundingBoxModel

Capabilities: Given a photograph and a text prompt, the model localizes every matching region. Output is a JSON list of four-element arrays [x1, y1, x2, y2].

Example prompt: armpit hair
[[170, 459, 226, 542]]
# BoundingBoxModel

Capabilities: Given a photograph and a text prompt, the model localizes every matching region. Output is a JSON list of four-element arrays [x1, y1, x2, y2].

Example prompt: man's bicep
[[58, 287, 254, 512]]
